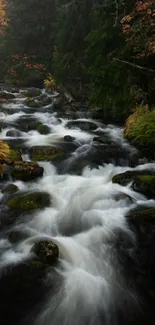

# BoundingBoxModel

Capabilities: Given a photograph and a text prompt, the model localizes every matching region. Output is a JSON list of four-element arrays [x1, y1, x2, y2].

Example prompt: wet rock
[[66, 120, 97, 132], [6, 191, 51, 212], [25, 98, 41, 108], [1, 183, 19, 194], [7, 229, 30, 244], [38, 124, 50, 134], [6, 129, 22, 137], [11, 161, 44, 181], [23, 87, 41, 98], [16, 116, 42, 132], [132, 175, 155, 198], [31, 239, 59, 265], [53, 94, 67, 109], [112, 170, 155, 187], [0, 91, 15, 100], [127, 208, 155, 225], [64, 135, 75, 142], [37, 93, 52, 106], [29, 146, 64, 161]]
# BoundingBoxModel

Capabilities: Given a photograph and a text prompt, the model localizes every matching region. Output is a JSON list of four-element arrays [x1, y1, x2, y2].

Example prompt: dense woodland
[[0, 0, 155, 125]]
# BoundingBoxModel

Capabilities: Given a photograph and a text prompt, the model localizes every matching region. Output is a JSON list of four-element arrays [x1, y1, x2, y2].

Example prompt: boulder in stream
[[29, 146, 64, 161], [31, 239, 59, 265], [11, 161, 44, 181], [112, 170, 155, 198], [23, 87, 42, 98], [16, 116, 42, 132], [6, 191, 51, 212], [66, 120, 97, 132]]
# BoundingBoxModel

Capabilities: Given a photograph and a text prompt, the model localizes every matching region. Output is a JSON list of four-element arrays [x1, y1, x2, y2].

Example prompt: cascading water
[[0, 88, 155, 325]]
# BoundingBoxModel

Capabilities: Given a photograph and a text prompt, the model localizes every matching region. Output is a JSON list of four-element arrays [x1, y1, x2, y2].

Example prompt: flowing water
[[0, 89, 155, 325]]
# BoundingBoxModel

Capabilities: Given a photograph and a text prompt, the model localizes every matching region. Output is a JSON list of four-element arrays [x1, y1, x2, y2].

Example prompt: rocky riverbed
[[0, 86, 155, 325]]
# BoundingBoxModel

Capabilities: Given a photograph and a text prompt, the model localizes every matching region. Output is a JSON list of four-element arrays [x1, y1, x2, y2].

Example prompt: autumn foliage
[[121, 1, 155, 58]]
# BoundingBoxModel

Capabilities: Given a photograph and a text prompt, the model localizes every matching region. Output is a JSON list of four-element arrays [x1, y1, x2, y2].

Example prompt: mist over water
[[0, 89, 154, 325]]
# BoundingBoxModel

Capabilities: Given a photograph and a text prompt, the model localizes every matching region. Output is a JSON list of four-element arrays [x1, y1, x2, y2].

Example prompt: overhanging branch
[[113, 58, 155, 74]]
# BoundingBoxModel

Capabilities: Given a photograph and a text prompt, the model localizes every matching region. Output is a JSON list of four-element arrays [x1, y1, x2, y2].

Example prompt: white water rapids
[[0, 89, 155, 325]]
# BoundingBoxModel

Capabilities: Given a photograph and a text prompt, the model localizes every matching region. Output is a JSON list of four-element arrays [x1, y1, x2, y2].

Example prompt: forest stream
[[0, 87, 155, 325]]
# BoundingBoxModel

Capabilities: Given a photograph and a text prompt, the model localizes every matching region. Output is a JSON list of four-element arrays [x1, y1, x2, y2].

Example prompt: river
[[0, 88, 154, 325]]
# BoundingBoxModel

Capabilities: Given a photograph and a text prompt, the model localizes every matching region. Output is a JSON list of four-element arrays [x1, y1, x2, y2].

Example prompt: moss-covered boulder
[[2, 183, 19, 194], [29, 146, 64, 161], [0, 91, 15, 100], [31, 239, 59, 265], [23, 87, 41, 98], [11, 161, 44, 181], [25, 97, 41, 108], [38, 124, 50, 134], [66, 120, 97, 132], [132, 175, 155, 198], [6, 191, 51, 212], [112, 170, 155, 186]]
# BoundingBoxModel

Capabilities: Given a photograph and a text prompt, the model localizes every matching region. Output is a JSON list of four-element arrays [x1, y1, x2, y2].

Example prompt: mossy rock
[[11, 161, 44, 181], [2, 183, 19, 194], [112, 170, 155, 186], [6, 191, 51, 212], [23, 88, 41, 97], [31, 239, 59, 265], [0, 92, 15, 100], [132, 175, 155, 198], [25, 98, 41, 108], [29, 146, 64, 161], [10, 149, 22, 161], [38, 124, 50, 134]]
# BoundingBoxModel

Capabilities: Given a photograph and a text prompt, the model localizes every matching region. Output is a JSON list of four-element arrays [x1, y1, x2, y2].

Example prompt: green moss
[[126, 108, 155, 156], [38, 124, 50, 134], [6, 191, 51, 211], [30, 146, 64, 161], [10, 149, 22, 161], [136, 175, 155, 186], [2, 184, 19, 194]]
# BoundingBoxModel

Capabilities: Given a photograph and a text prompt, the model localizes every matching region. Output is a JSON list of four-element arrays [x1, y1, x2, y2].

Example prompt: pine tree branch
[[113, 58, 155, 74]]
